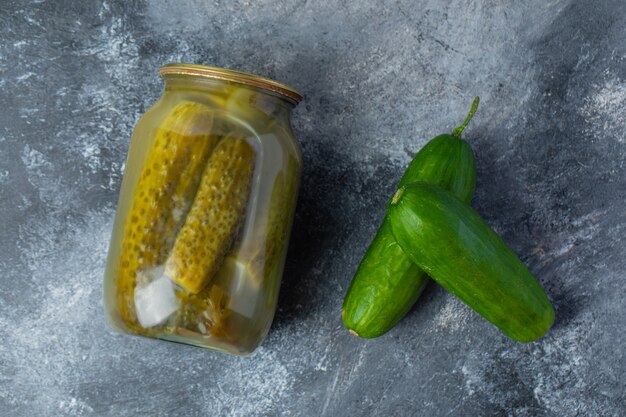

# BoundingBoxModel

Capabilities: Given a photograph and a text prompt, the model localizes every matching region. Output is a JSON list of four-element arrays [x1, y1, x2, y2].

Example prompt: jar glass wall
[[103, 64, 302, 355]]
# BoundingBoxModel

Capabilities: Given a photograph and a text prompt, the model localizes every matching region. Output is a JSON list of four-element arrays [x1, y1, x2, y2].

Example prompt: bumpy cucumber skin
[[388, 182, 555, 342], [342, 135, 476, 338]]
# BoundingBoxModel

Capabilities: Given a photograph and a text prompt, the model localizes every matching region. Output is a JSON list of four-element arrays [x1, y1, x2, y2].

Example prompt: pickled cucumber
[[175, 284, 230, 337], [115, 101, 217, 329], [224, 86, 278, 134], [165, 137, 256, 293], [229, 156, 299, 287]]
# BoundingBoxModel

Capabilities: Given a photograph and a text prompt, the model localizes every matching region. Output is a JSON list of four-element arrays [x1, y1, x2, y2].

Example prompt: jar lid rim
[[159, 63, 303, 104]]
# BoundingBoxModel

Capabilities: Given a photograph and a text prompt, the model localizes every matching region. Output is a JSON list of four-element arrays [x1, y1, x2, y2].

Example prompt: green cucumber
[[388, 182, 555, 342], [342, 98, 479, 338]]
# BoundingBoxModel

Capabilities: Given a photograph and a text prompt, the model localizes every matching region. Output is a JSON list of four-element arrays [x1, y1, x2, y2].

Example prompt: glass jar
[[103, 64, 302, 355]]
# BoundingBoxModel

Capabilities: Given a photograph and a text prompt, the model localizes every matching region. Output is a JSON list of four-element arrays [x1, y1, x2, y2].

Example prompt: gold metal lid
[[159, 63, 303, 104]]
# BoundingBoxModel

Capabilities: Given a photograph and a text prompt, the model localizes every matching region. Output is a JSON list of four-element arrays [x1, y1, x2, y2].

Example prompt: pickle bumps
[[116, 101, 218, 329], [165, 137, 256, 294]]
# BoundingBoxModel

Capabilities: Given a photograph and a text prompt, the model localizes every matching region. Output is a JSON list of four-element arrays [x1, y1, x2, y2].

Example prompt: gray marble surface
[[1, 1, 625, 416]]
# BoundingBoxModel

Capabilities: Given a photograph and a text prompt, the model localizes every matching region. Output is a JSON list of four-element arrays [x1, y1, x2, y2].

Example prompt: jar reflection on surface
[[103, 65, 302, 355]]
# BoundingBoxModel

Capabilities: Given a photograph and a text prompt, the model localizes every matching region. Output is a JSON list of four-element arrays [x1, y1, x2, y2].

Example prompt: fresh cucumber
[[388, 182, 554, 342], [342, 98, 479, 338]]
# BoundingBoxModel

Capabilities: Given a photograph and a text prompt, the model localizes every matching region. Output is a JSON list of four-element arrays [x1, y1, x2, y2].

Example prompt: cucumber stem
[[391, 186, 405, 205], [452, 96, 480, 138]]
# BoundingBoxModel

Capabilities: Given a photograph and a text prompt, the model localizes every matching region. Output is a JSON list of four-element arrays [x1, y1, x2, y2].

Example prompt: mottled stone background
[[1, 0, 625, 416]]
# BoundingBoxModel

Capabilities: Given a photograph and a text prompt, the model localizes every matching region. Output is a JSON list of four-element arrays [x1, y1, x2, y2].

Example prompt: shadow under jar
[[103, 64, 303, 355]]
